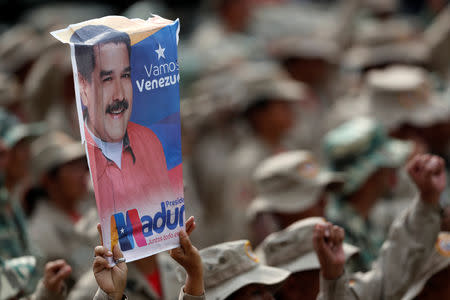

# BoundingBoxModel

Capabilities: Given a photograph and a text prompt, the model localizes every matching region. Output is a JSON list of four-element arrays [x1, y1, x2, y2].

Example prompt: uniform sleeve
[[30, 280, 66, 300], [0, 256, 40, 299], [92, 289, 128, 300], [178, 286, 205, 300], [318, 197, 441, 300], [376, 197, 441, 299], [317, 272, 356, 300]]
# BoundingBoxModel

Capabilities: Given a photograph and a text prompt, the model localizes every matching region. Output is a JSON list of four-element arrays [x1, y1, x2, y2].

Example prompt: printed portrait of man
[[71, 25, 174, 219]]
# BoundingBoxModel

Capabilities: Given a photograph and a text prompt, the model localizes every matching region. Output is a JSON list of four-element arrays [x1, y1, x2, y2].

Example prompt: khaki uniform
[[28, 199, 96, 281], [92, 287, 205, 300], [318, 197, 441, 300], [68, 252, 182, 300], [224, 135, 273, 241]]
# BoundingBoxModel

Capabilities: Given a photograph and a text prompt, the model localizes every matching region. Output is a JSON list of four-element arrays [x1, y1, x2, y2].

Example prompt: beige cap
[[31, 131, 85, 179], [200, 240, 290, 300], [257, 217, 359, 273], [247, 151, 343, 220], [3, 122, 47, 148], [0, 24, 53, 74], [268, 35, 340, 64], [239, 78, 308, 114], [354, 17, 418, 46], [366, 65, 450, 129], [424, 4, 450, 76], [323, 117, 412, 195]]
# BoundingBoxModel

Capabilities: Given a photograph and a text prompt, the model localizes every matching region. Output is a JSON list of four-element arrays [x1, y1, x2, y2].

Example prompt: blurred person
[[27, 131, 95, 284], [188, 61, 288, 246], [68, 217, 198, 300], [247, 150, 343, 245], [24, 44, 80, 139], [314, 153, 447, 300], [182, 239, 290, 300], [0, 24, 52, 84], [360, 65, 450, 234], [0, 128, 78, 298], [224, 79, 301, 240], [92, 219, 205, 300], [0, 72, 28, 122], [323, 117, 412, 271], [256, 217, 358, 300], [365, 66, 450, 155], [269, 36, 340, 104], [2, 123, 46, 215]]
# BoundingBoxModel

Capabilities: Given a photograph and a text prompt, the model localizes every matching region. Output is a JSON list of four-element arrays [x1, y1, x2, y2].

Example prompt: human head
[[3, 122, 46, 189], [323, 117, 412, 197], [242, 79, 302, 143], [248, 150, 343, 227], [30, 131, 88, 208], [193, 240, 290, 300], [71, 25, 132, 143], [257, 218, 358, 300]]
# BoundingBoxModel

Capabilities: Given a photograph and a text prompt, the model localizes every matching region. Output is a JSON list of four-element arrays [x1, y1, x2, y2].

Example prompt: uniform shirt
[[29, 200, 95, 281], [0, 186, 40, 297], [85, 122, 175, 235], [326, 197, 385, 272], [318, 198, 442, 300], [0, 187, 31, 260]]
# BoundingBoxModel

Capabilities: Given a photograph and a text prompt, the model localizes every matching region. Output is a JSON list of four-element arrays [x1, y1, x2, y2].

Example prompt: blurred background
[[1, 0, 450, 298]]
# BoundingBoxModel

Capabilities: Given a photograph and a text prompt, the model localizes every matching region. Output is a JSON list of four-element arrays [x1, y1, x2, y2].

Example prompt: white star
[[155, 44, 166, 60], [120, 228, 125, 234]]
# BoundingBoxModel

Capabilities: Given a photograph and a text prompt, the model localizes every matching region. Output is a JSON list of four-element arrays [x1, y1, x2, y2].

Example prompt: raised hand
[[43, 259, 72, 294], [313, 222, 346, 280], [93, 224, 127, 300], [169, 229, 204, 296], [407, 154, 447, 205]]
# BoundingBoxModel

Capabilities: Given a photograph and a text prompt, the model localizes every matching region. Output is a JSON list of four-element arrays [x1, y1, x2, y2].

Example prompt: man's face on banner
[[81, 42, 132, 143]]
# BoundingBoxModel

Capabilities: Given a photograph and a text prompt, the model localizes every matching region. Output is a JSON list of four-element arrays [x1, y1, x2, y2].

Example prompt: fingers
[[93, 255, 111, 273], [94, 246, 113, 258], [97, 223, 103, 246], [179, 230, 192, 253], [47, 264, 72, 287], [313, 224, 329, 256], [185, 216, 196, 236], [112, 244, 124, 260], [331, 225, 344, 248], [45, 259, 67, 273]]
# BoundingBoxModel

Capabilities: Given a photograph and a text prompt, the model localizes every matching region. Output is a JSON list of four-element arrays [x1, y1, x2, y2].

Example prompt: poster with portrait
[[51, 16, 184, 262]]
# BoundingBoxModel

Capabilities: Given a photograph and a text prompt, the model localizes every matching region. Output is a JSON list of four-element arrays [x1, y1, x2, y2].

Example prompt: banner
[[51, 15, 184, 262]]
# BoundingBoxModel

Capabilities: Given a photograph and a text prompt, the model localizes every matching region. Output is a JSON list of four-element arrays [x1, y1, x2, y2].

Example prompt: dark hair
[[70, 25, 131, 83]]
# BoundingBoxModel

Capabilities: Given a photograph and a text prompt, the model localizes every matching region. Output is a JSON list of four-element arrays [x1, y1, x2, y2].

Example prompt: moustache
[[105, 99, 129, 114]]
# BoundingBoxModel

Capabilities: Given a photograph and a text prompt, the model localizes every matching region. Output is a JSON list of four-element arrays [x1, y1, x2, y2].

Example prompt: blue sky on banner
[[129, 20, 181, 170]]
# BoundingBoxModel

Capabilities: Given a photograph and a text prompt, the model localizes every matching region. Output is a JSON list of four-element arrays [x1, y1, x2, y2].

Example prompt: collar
[[85, 122, 136, 168]]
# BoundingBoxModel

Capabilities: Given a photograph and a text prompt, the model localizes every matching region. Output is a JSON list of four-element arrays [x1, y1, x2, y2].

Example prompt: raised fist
[[407, 154, 447, 205], [313, 222, 346, 280]]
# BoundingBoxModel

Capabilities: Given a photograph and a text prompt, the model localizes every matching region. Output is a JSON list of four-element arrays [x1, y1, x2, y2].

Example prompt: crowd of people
[[1, 0, 450, 299]]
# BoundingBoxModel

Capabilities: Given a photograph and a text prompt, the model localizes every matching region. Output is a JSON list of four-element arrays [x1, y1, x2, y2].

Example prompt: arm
[[313, 223, 357, 300], [315, 154, 446, 300], [31, 260, 72, 300], [170, 222, 205, 298], [376, 155, 444, 299], [92, 224, 128, 300]]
